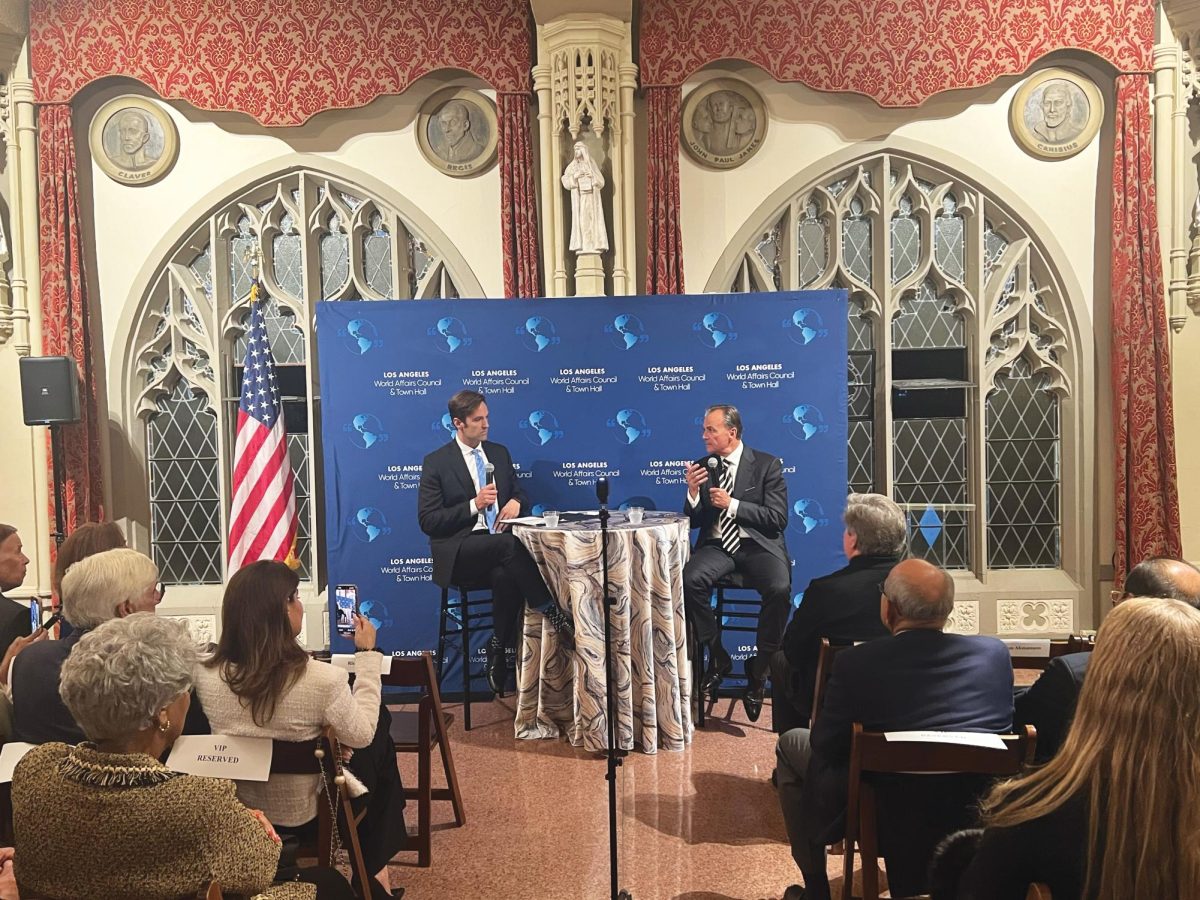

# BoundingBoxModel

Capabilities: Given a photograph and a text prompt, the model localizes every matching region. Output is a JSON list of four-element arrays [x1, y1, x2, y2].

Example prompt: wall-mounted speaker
[[19, 356, 81, 425]]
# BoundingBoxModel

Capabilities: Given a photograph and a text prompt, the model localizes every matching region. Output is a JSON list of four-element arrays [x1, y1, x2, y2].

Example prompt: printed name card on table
[[166, 734, 273, 781], [884, 731, 1008, 750], [1001, 639, 1052, 658], [0, 742, 35, 782], [330, 653, 392, 675]]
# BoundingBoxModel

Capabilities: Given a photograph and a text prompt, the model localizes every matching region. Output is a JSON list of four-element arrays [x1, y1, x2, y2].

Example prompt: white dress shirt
[[687, 441, 746, 538]]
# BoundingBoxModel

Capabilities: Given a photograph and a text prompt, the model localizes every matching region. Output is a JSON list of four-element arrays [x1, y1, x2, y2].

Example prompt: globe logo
[[784, 404, 830, 441], [694, 312, 738, 348], [428, 316, 471, 353], [607, 408, 650, 444], [530, 503, 548, 516], [618, 496, 658, 511], [605, 314, 649, 351], [359, 598, 394, 630], [432, 413, 456, 438], [350, 507, 391, 543], [784, 307, 829, 345], [345, 414, 388, 449], [519, 315, 560, 352], [519, 410, 564, 446], [340, 318, 382, 355], [792, 591, 805, 609], [792, 498, 830, 534]]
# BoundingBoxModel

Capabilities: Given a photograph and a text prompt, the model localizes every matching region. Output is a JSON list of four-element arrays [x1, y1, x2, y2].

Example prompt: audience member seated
[[194, 561, 406, 900], [11, 547, 163, 744], [0, 524, 34, 659], [11, 614, 345, 900], [50, 520, 127, 636], [1014, 557, 1200, 763], [933, 598, 1200, 900], [771, 493, 904, 732], [775, 559, 1014, 900]]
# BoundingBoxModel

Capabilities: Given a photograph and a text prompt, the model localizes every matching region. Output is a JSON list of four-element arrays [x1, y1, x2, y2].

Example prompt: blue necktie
[[472, 448, 497, 532]]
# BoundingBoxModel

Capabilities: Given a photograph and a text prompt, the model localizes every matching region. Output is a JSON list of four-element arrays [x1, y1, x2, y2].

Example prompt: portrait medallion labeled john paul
[[417, 88, 499, 177], [89, 96, 179, 186], [1010, 69, 1103, 161], [681, 79, 768, 170]]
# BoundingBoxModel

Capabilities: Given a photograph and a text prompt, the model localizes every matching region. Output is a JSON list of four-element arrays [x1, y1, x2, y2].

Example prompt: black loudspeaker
[[19, 356, 81, 425]]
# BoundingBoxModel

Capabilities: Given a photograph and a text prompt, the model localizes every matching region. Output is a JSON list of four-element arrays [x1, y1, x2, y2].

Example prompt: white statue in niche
[[561, 141, 609, 255]]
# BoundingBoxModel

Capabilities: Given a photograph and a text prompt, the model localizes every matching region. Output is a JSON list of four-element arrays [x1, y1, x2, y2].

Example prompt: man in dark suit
[[775, 559, 1013, 900], [1015, 556, 1200, 763], [682, 404, 790, 721], [0, 524, 34, 658], [418, 391, 573, 695], [770, 493, 905, 733]]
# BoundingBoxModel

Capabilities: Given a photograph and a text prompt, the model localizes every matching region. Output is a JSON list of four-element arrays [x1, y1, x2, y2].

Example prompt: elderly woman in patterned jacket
[[11, 614, 351, 900]]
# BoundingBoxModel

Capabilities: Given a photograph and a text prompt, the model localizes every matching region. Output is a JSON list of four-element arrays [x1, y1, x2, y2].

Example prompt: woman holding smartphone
[[194, 561, 406, 899]]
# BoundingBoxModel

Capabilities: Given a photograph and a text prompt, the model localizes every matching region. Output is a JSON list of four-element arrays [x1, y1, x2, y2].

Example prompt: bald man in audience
[[1015, 556, 1200, 764], [775, 559, 1013, 900]]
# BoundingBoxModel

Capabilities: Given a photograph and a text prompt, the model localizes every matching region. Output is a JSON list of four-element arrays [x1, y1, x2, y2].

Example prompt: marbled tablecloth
[[512, 512, 693, 753]]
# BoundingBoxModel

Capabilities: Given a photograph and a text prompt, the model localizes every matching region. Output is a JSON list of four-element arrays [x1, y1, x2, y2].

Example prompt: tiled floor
[[386, 697, 870, 900]]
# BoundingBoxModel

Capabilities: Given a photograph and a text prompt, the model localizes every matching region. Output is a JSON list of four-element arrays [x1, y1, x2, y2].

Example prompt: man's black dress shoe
[[485, 635, 507, 696], [743, 654, 766, 722], [700, 654, 732, 697], [781, 886, 807, 900], [543, 603, 576, 652]]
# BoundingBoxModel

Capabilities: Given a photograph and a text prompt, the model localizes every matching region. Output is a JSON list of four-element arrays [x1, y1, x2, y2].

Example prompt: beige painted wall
[[1174, 319, 1200, 561]]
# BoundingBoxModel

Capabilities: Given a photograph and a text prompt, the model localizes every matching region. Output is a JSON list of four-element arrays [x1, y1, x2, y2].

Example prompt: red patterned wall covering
[[30, 0, 533, 124], [640, 0, 1153, 105]]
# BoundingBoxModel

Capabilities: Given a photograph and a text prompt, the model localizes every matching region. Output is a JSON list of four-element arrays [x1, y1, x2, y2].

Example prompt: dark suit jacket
[[781, 554, 898, 712], [803, 628, 1014, 886], [418, 439, 527, 588], [684, 445, 788, 565], [0, 594, 32, 656], [12, 631, 85, 745], [1013, 651, 1089, 764]]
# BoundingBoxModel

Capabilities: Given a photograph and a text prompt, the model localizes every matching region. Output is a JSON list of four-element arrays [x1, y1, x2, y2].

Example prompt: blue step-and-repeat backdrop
[[317, 292, 848, 682]]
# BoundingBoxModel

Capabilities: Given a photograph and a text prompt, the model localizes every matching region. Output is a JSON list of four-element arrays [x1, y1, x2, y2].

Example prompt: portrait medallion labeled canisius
[[1010, 68, 1103, 161]]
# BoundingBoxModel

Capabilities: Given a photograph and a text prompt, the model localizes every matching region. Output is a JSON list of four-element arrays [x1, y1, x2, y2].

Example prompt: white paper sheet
[[883, 731, 1007, 749], [166, 734, 273, 781]]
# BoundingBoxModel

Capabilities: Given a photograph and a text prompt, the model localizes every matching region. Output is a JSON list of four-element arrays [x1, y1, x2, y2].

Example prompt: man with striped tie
[[684, 404, 791, 722], [418, 390, 574, 696]]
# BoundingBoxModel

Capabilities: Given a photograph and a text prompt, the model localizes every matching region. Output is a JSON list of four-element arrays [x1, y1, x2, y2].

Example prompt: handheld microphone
[[595, 476, 609, 505], [706, 456, 720, 479], [484, 462, 495, 485]]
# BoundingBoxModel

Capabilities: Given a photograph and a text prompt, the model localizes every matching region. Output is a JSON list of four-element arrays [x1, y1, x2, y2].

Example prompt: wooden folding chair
[[810, 638, 854, 728], [271, 728, 372, 898], [382, 652, 466, 867], [198, 883, 224, 900], [842, 723, 1037, 900]]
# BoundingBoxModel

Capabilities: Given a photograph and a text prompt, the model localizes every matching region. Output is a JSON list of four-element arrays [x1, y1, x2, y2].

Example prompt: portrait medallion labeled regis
[[417, 88, 499, 177], [89, 96, 179, 186], [1010, 68, 1103, 161], [681, 79, 768, 170]]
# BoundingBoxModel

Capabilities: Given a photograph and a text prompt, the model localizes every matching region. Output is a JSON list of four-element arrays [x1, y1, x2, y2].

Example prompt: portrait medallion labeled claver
[[416, 88, 499, 177], [1010, 68, 1103, 161], [89, 96, 179, 186], [681, 79, 768, 170]]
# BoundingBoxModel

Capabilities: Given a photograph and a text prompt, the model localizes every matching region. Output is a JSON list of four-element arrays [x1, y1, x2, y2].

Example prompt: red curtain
[[38, 103, 103, 534], [1110, 75, 1182, 587], [498, 92, 542, 298], [645, 86, 685, 295]]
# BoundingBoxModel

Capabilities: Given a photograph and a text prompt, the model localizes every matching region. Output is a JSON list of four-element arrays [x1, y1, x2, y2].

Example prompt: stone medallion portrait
[[89, 96, 179, 186], [681, 79, 768, 169], [417, 88, 499, 177], [1010, 68, 1103, 161]]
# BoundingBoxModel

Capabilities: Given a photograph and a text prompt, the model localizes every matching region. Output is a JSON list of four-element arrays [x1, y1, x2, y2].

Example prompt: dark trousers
[[451, 530, 554, 646], [769, 649, 813, 733], [683, 540, 791, 676]]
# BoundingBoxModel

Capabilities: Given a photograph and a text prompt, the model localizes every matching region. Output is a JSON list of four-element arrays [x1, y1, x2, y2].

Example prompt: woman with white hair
[[10, 547, 163, 744], [10, 614, 339, 899]]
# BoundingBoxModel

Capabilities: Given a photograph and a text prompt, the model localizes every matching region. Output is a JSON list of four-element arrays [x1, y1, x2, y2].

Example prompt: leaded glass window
[[719, 153, 1074, 576], [131, 170, 466, 584]]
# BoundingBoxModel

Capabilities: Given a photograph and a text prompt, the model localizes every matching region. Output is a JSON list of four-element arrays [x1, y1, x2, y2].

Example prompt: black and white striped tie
[[719, 462, 741, 556]]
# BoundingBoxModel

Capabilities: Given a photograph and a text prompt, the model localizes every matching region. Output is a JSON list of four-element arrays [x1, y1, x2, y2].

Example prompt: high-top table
[[511, 511, 693, 753]]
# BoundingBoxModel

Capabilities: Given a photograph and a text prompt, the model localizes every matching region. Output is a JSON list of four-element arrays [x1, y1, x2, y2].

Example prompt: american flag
[[228, 293, 297, 572]]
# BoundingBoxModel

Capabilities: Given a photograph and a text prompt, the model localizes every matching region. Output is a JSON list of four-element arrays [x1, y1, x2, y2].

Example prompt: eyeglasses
[[156, 581, 166, 600], [1110, 589, 1125, 608], [877, 581, 887, 598]]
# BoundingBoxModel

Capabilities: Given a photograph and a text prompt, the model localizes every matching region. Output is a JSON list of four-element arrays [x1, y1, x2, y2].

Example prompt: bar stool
[[435, 580, 495, 731]]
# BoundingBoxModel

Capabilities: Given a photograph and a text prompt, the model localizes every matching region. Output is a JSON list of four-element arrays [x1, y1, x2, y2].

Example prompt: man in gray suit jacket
[[683, 404, 790, 721]]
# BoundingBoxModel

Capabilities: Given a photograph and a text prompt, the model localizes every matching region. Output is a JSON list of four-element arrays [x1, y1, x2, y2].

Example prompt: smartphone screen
[[28, 599, 40, 632], [334, 584, 358, 636]]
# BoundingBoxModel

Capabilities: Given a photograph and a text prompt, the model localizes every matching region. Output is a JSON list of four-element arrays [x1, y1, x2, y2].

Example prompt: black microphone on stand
[[594, 474, 631, 900]]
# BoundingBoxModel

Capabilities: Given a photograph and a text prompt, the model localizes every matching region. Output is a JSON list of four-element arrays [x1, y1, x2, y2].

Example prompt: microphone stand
[[596, 477, 632, 900]]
